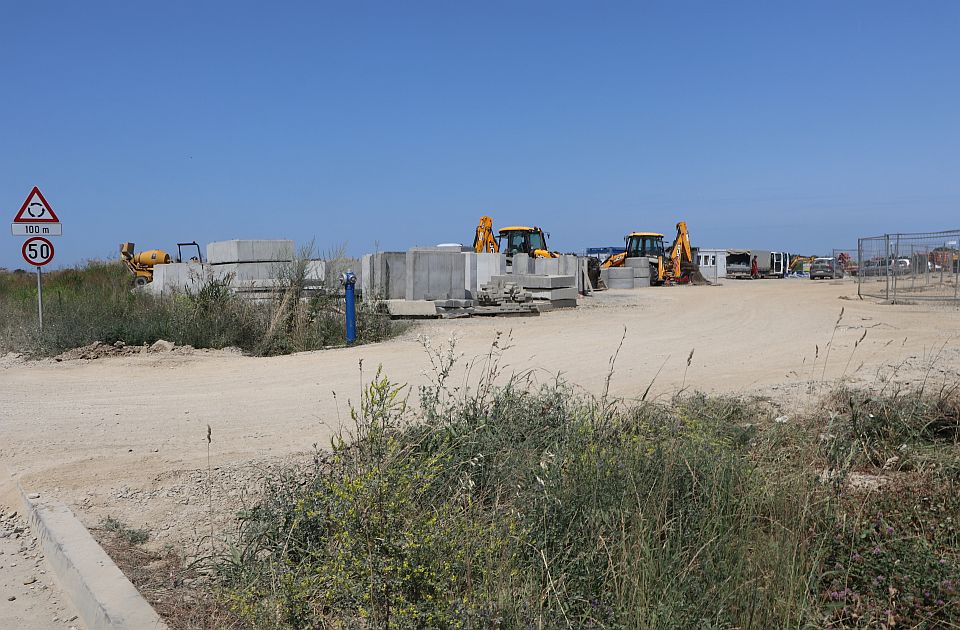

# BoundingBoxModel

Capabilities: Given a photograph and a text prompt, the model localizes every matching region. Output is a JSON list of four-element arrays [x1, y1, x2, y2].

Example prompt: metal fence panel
[[858, 230, 960, 302]]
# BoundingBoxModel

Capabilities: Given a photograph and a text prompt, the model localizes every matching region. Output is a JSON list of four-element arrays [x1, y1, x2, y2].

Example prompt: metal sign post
[[36, 266, 43, 332]]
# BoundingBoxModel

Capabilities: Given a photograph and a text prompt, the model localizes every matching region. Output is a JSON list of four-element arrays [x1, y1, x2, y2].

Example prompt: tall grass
[[0, 259, 403, 356], [219, 340, 872, 629]]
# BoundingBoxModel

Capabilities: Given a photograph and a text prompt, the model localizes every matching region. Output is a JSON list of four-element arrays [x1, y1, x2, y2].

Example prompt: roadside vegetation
[[201, 337, 960, 629], [0, 256, 404, 357]]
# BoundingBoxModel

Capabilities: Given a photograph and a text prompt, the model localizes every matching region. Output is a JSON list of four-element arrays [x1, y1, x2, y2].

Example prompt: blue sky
[[1, 1, 958, 269]]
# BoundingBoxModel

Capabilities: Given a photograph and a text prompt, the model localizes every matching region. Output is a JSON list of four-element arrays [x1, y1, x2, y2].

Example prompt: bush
[[220, 340, 823, 628], [0, 261, 404, 357]]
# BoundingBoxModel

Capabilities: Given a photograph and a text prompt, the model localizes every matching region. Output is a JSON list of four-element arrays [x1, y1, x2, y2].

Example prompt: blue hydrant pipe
[[342, 270, 357, 344]]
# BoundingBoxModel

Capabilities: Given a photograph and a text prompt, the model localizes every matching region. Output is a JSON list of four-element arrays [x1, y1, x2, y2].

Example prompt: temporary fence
[[857, 230, 960, 303]]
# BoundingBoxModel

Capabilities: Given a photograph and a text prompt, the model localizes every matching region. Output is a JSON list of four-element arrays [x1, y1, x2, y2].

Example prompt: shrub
[[0, 260, 404, 357]]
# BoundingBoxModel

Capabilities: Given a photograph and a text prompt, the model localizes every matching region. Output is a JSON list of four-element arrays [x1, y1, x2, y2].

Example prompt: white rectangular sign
[[12, 223, 62, 236]]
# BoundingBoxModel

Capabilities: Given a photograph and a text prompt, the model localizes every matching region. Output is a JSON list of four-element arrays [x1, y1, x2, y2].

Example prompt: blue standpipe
[[341, 270, 357, 344]]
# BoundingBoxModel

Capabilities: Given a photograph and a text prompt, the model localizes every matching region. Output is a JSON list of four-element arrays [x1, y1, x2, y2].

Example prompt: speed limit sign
[[22, 236, 55, 267]]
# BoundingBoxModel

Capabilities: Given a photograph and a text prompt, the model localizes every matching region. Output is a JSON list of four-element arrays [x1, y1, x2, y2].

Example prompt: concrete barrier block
[[534, 258, 561, 275], [306, 260, 325, 279], [253, 240, 294, 262], [386, 300, 438, 317], [150, 262, 209, 295], [206, 240, 294, 264], [206, 240, 251, 264], [477, 252, 505, 289], [405, 250, 466, 301], [325, 257, 362, 288], [528, 287, 578, 300], [559, 255, 579, 277], [515, 274, 575, 289], [511, 253, 532, 275], [361, 254, 374, 298], [464, 252, 477, 299], [209, 262, 281, 282], [606, 278, 636, 289], [605, 267, 635, 279]]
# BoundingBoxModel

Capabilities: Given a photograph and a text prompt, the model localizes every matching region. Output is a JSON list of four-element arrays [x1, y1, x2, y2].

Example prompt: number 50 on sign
[[22, 236, 55, 267]]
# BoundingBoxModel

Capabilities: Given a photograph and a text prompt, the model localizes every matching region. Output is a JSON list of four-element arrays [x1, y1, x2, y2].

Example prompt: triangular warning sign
[[13, 186, 60, 223]]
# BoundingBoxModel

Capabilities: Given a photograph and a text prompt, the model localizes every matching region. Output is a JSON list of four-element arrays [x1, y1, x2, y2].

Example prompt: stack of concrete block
[[464, 252, 507, 300], [206, 240, 294, 290], [600, 267, 635, 289], [490, 273, 577, 308], [405, 248, 467, 301], [625, 257, 651, 287], [361, 252, 407, 302], [600, 258, 652, 289]]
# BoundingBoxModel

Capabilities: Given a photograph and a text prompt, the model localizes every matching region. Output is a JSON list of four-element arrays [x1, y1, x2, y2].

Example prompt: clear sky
[[2, 1, 958, 269]]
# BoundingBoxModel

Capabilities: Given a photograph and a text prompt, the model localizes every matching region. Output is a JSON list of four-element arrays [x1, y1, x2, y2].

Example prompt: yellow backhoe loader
[[473, 215, 559, 259], [601, 222, 707, 285], [120, 241, 202, 286]]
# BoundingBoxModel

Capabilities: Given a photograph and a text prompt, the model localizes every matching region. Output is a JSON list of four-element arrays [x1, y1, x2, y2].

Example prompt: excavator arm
[[666, 221, 692, 279], [600, 251, 626, 268], [473, 215, 498, 253]]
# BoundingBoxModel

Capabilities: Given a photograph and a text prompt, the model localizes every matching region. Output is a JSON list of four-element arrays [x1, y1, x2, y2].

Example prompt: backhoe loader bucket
[[680, 261, 711, 285]]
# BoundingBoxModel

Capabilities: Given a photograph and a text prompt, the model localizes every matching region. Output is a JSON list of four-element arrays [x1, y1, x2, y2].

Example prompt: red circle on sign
[[22, 236, 55, 267]]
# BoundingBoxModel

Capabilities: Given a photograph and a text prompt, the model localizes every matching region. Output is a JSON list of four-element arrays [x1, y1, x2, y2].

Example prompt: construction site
[[3, 212, 960, 629], [3, 2, 960, 628]]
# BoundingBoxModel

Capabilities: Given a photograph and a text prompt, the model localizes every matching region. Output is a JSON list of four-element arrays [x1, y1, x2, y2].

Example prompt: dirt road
[[2, 280, 958, 547]]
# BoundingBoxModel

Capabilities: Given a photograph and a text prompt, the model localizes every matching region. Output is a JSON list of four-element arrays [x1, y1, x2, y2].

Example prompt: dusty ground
[[1, 279, 958, 608], [0, 508, 84, 630]]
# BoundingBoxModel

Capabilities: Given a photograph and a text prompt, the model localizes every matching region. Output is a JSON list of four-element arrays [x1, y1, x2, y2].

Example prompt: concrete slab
[[432, 299, 474, 308], [550, 298, 578, 308], [464, 252, 507, 299], [511, 253, 532, 275], [559, 255, 580, 277], [149, 262, 209, 296], [604, 267, 635, 280], [528, 287, 578, 300], [405, 250, 466, 301], [513, 274, 575, 289], [206, 240, 293, 264], [606, 278, 636, 289], [386, 300, 438, 318], [209, 262, 285, 282], [533, 258, 561, 275], [624, 257, 650, 268], [305, 260, 325, 286]]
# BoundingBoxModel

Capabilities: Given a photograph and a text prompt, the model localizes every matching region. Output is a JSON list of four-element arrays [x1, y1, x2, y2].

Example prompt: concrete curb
[[17, 483, 168, 630]]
